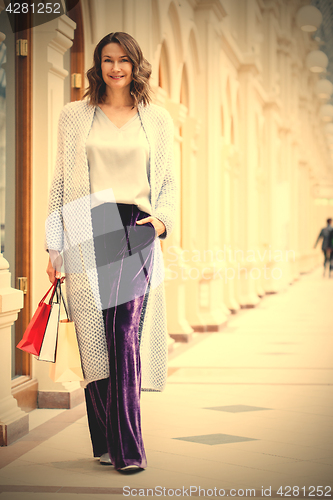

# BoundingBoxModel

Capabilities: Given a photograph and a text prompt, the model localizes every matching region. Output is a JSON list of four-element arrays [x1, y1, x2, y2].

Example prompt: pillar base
[[38, 386, 84, 409], [167, 335, 176, 353], [0, 414, 29, 446], [238, 294, 260, 308], [227, 300, 241, 313], [0, 395, 29, 446], [192, 319, 228, 332], [12, 378, 38, 412], [169, 331, 194, 343]]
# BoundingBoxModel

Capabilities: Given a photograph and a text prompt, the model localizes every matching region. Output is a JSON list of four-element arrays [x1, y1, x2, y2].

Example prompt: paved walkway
[[0, 267, 333, 499]]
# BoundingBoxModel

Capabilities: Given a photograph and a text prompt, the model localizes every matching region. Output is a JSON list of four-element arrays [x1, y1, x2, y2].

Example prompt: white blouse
[[86, 106, 152, 215]]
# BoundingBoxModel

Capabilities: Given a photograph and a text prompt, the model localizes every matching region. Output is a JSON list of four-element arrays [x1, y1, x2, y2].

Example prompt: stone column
[[191, 3, 229, 328], [237, 66, 261, 305], [32, 16, 83, 408], [0, 254, 27, 445], [290, 139, 301, 281], [163, 100, 194, 342], [224, 150, 241, 313], [182, 115, 219, 331]]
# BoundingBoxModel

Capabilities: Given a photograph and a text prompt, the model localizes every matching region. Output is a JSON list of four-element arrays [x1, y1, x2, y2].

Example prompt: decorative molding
[[48, 63, 69, 80], [193, 0, 227, 21], [313, 184, 333, 199], [256, 0, 266, 11], [264, 96, 282, 113], [238, 55, 262, 78], [0, 254, 9, 271], [277, 36, 292, 55], [34, 15, 75, 55], [49, 29, 74, 55], [252, 77, 269, 106], [261, 0, 281, 18], [56, 14, 76, 40], [220, 29, 244, 69]]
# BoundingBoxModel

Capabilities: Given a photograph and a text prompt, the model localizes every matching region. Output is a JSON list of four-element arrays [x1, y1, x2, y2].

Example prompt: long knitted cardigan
[[45, 99, 177, 391]]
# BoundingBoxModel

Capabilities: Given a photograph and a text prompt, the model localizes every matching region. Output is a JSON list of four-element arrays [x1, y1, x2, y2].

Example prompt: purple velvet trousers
[[84, 203, 155, 470]]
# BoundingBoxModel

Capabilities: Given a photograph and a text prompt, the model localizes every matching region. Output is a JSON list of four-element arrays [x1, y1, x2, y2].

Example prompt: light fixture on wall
[[306, 50, 329, 72], [315, 79, 333, 99], [320, 104, 333, 122], [296, 5, 323, 32]]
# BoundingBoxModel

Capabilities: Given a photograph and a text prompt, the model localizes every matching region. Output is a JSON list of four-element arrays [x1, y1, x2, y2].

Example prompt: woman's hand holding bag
[[46, 250, 64, 283]]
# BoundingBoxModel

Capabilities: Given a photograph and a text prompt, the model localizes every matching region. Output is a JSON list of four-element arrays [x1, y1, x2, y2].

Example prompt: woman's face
[[100, 43, 133, 93]]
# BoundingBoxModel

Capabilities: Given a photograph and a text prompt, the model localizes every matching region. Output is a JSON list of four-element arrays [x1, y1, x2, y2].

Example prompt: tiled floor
[[0, 267, 332, 499]]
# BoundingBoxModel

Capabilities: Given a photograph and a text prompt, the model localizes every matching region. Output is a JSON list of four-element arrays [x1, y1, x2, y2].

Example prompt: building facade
[[1, 0, 332, 445]]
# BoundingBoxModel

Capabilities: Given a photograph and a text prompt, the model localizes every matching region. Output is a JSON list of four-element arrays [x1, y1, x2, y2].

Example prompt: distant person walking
[[314, 218, 333, 277]]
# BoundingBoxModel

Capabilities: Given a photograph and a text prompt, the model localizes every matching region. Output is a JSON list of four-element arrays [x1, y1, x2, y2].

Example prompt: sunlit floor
[[0, 266, 332, 499]]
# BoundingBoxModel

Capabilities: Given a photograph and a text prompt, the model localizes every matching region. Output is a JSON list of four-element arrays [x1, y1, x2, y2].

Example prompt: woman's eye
[[104, 58, 129, 63]]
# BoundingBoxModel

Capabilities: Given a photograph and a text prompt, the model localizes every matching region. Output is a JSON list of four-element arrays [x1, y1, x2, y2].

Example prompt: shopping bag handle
[[53, 279, 61, 306], [38, 279, 59, 307], [58, 281, 70, 321]]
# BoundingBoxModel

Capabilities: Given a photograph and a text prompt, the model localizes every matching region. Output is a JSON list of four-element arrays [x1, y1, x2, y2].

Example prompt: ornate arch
[[180, 63, 189, 109], [158, 39, 171, 97], [152, 0, 161, 51], [168, 1, 183, 66]]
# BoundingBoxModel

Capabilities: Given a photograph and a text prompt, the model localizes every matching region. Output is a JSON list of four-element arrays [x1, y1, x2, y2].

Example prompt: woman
[[45, 32, 177, 473]]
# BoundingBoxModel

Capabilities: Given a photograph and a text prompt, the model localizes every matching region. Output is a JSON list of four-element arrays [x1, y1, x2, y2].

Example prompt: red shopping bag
[[16, 279, 59, 356]]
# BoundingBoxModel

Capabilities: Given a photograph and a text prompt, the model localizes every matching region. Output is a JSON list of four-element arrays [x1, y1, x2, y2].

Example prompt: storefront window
[[0, 12, 17, 378], [0, 41, 5, 254]]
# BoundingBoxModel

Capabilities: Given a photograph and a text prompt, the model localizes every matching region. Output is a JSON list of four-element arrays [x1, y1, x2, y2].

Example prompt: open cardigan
[[45, 99, 177, 391]]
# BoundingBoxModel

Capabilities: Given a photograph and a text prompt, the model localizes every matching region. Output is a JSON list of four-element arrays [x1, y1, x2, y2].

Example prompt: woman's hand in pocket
[[136, 216, 165, 237]]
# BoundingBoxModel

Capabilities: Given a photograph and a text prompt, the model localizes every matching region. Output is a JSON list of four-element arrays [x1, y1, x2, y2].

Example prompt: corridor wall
[[25, 0, 333, 403]]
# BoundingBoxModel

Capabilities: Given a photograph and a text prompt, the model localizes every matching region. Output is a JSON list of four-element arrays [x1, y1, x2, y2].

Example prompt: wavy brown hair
[[83, 32, 152, 107]]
